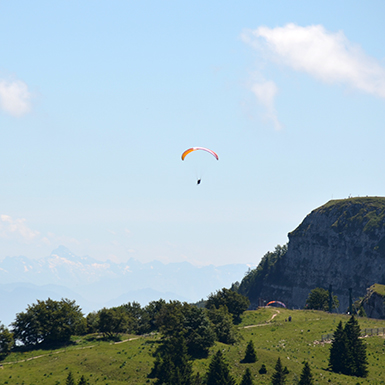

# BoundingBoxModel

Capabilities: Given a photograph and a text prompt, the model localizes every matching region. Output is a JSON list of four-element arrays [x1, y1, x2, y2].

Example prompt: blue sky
[[1, 1, 385, 266]]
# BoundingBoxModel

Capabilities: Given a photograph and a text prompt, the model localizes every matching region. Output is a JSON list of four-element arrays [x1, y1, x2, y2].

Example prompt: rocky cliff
[[361, 284, 385, 319], [241, 197, 385, 311]]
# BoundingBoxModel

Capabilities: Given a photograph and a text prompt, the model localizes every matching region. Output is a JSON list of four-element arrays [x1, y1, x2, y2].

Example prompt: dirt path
[[242, 309, 281, 329], [1, 336, 144, 367], [114, 337, 140, 344], [0, 345, 96, 366], [270, 310, 280, 320]]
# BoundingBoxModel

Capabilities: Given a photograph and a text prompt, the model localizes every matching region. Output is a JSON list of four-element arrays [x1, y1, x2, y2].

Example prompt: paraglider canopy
[[181, 147, 218, 185], [266, 301, 286, 308], [181, 147, 219, 161]]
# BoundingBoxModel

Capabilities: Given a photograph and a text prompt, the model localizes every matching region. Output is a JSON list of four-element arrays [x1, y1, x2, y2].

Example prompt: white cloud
[[243, 23, 385, 98], [0, 214, 40, 241], [0, 79, 32, 116], [251, 80, 282, 130]]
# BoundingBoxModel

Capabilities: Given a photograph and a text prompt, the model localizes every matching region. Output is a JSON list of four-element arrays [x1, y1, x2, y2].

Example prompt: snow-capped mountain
[[0, 246, 249, 327]]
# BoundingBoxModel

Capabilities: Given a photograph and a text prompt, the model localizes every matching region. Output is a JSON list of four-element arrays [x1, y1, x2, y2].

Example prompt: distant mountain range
[[0, 246, 249, 327]]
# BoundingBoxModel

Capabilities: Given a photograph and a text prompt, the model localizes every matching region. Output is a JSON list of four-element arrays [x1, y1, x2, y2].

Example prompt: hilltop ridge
[[239, 197, 385, 310]]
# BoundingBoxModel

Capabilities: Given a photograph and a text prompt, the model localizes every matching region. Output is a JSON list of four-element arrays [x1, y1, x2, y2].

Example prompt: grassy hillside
[[317, 196, 385, 234], [1, 308, 385, 384], [370, 283, 385, 298]]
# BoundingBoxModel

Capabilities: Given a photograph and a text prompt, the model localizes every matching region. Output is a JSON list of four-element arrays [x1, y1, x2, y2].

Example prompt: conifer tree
[[65, 371, 76, 385], [298, 361, 313, 385], [242, 340, 257, 363], [328, 316, 368, 378], [240, 367, 254, 385], [271, 357, 286, 385], [258, 364, 267, 374], [344, 315, 368, 377], [206, 350, 236, 385], [328, 320, 349, 374]]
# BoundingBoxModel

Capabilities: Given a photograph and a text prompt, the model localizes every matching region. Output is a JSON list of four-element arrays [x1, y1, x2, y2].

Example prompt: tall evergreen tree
[[328, 316, 368, 378], [65, 371, 76, 385], [271, 357, 286, 385], [344, 315, 368, 377], [242, 340, 257, 363], [206, 350, 236, 385], [298, 362, 313, 385], [240, 367, 254, 385], [328, 321, 349, 374]]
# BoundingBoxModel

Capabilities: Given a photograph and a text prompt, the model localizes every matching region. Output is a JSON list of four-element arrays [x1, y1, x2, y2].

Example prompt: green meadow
[[2, 307, 385, 384]]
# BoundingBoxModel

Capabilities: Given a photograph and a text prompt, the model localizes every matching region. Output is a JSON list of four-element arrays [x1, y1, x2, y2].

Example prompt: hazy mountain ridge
[[0, 246, 249, 327]]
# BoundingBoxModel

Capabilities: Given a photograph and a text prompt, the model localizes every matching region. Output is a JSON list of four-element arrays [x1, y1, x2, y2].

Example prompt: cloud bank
[[242, 23, 385, 127], [0, 215, 40, 242], [246, 23, 385, 97], [0, 79, 32, 116], [0, 215, 82, 253]]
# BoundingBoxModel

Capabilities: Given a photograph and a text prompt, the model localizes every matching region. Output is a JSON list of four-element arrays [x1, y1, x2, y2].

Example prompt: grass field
[[1, 308, 385, 384]]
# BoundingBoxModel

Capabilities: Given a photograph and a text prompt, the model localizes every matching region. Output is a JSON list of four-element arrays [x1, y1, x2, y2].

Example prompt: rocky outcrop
[[361, 284, 385, 319], [244, 197, 385, 311]]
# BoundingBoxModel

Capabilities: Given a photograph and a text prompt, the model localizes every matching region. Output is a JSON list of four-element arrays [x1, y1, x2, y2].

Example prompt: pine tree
[[240, 367, 254, 385], [206, 350, 236, 385], [242, 340, 257, 363], [271, 357, 286, 385], [65, 371, 76, 385], [298, 361, 313, 385], [328, 320, 349, 374], [328, 316, 368, 378], [344, 315, 368, 377]]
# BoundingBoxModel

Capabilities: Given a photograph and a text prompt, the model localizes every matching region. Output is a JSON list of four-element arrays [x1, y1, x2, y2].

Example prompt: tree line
[[0, 283, 369, 383], [0, 287, 250, 356]]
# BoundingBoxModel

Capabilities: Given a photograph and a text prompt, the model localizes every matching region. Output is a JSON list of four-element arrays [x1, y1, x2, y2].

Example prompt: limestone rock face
[[254, 197, 385, 310], [362, 285, 385, 319]]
